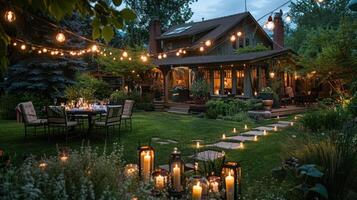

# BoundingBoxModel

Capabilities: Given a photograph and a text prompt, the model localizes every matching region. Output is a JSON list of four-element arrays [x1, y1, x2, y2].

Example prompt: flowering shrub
[[0, 144, 162, 200]]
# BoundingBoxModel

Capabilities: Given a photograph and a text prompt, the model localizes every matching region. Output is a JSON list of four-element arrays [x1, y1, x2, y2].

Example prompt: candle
[[294, 116, 298, 120], [194, 162, 199, 171], [39, 162, 47, 170], [263, 130, 267, 135], [143, 151, 151, 181], [233, 128, 237, 133], [240, 142, 244, 149], [196, 142, 200, 149], [274, 126, 278, 132], [277, 116, 280, 119], [155, 175, 165, 189], [244, 124, 248, 130], [173, 164, 181, 191], [192, 182, 202, 200], [225, 172, 235, 200], [254, 135, 258, 141], [222, 134, 226, 140], [290, 122, 294, 126], [60, 155, 68, 162]]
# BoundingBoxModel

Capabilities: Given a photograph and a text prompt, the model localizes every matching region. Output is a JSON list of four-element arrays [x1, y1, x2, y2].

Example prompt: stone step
[[191, 150, 225, 161], [241, 130, 266, 136], [254, 126, 275, 131], [206, 142, 243, 150], [226, 135, 256, 142]]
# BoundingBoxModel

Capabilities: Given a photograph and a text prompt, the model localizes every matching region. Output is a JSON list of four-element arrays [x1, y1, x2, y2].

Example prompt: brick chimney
[[273, 10, 284, 50], [149, 18, 161, 54]]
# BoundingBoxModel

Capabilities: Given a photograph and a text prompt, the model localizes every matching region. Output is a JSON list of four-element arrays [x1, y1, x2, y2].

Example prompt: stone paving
[[267, 123, 289, 128], [241, 130, 265, 136], [226, 135, 256, 142], [193, 150, 225, 161], [206, 141, 243, 149], [254, 126, 275, 131]]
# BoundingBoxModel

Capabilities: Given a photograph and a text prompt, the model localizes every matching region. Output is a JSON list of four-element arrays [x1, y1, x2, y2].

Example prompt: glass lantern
[[187, 175, 209, 200], [169, 147, 185, 195], [221, 161, 242, 200], [152, 168, 169, 192], [138, 145, 155, 182], [207, 175, 221, 194]]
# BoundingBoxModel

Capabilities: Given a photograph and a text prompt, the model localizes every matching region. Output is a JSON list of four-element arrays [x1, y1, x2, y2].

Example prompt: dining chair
[[46, 106, 78, 142], [122, 100, 134, 131], [94, 105, 122, 138], [18, 101, 47, 139]]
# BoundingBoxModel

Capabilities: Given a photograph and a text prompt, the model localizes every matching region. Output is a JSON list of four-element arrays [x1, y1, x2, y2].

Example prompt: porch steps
[[271, 106, 309, 117], [167, 104, 190, 115]]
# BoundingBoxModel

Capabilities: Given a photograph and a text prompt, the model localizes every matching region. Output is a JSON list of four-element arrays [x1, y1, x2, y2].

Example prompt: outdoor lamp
[[207, 175, 221, 194], [265, 16, 275, 31], [124, 164, 138, 178], [222, 161, 242, 200], [4, 10, 16, 22], [152, 168, 169, 192], [187, 175, 209, 200], [138, 145, 155, 182], [169, 147, 185, 194], [269, 72, 275, 78]]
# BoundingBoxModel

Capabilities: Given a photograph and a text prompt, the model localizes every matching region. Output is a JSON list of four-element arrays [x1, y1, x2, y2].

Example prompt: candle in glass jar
[[192, 182, 202, 200], [240, 142, 244, 149], [222, 134, 226, 140], [173, 164, 181, 191], [274, 126, 278, 132], [244, 124, 248, 130], [225, 172, 235, 200], [196, 142, 200, 149], [155, 175, 165, 189], [254, 135, 258, 141], [233, 128, 237, 133], [263, 130, 267, 135], [143, 151, 151, 181], [211, 181, 219, 193]]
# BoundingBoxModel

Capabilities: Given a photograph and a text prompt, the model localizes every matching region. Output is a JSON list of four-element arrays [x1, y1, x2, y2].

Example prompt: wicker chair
[[122, 100, 134, 131], [18, 102, 47, 138], [46, 106, 78, 142], [94, 105, 122, 138]]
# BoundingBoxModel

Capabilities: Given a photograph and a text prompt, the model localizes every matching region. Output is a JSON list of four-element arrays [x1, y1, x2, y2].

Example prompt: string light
[[158, 54, 162, 59], [128, 57, 132, 61], [122, 51, 128, 57], [91, 44, 98, 52], [176, 52, 180, 56], [285, 15, 292, 23], [265, 15, 275, 31], [205, 40, 212, 47], [140, 55, 148, 62], [230, 35, 237, 42], [199, 46, 204, 52], [55, 32, 66, 43], [183, 50, 187, 54], [20, 44, 26, 50], [4, 10, 16, 23], [163, 53, 167, 58], [237, 31, 242, 37]]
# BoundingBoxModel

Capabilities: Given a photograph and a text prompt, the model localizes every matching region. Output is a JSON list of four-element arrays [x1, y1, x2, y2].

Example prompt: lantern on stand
[[187, 175, 209, 200], [124, 164, 139, 179], [138, 145, 155, 182], [152, 168, 169, 194], [221, 161, 242, 200], [207, 175, 221, 194], [169, 147, 185, 196]]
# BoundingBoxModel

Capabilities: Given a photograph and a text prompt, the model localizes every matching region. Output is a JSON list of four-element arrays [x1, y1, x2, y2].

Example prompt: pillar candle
[[155, 175, 165, 189], [225, 172, 235, 200], [173, 164, 181, 191], [192, 182, 202, 200], [143, 151, 151, 181], [222, 134, 226, 139]]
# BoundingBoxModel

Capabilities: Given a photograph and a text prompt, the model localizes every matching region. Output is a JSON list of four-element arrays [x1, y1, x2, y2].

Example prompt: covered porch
[[154, 49, 297, 103]]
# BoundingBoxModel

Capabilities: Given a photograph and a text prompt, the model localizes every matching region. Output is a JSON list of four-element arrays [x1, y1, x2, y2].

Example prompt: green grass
[[0, 112, 304, 198]]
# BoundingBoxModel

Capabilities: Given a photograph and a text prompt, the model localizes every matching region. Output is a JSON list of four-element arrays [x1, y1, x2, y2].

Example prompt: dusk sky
[[189, 0, 291, 23]]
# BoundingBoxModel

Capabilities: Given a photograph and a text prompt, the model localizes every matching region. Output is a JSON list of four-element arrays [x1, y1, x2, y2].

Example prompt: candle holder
[[221, 161, 242, 200], [152, 168, 169, 195], [169, 147, 185, 196], [138, 145, 155, 182], [58, 147, 70, 163], [187, 175, 209, 200], [124, 164, 139, 179], [207, 175, 221, 194]]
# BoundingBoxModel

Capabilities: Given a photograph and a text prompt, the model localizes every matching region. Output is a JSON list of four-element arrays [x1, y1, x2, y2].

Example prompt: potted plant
[[190, 78, 210, 104], [259, 87, 274, 111]]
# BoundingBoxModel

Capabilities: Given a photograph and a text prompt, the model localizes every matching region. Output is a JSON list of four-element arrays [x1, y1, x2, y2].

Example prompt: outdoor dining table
[[66, 108, 107, 134]]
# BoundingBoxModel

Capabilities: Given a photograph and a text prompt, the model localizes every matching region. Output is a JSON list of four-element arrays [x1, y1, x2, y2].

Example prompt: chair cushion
[[27, 119, 47, 125], [19, 102, 38, 123], [95, 121, 106, 126], [67, 121, 78, 127]]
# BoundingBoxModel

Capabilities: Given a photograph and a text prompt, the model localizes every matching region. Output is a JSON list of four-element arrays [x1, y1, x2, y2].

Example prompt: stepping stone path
[[194, 150, 225, 161], [226, 135, 255, 142], [267, 123, 289, 128], [241, 130, 265, 136], [278, 121, 293, 125], [151, 137, 179, 145], [254, 126, 275, 131], [206, 142, 243, 150]]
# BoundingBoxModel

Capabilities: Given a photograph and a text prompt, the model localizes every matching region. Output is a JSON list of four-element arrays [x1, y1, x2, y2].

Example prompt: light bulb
[[205, 40, 212, 47], [91, 45, 98, 52], [4, 11, 16, 22], [230, 35, 236, 42], [237, 31, 242, 37], [20, 44, 26, 50], [56, 32, 66, 43], [122, 51, 128, 57], [163, 53, 167, 58], [199, 46, 204, 52]]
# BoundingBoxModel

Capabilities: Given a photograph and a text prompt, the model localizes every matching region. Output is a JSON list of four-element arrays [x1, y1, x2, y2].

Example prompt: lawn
[[0, 112, 304, 198]]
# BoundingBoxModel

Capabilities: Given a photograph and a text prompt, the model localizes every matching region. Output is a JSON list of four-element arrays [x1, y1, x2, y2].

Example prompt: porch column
[[209, 68, 214, 95], [220, 65, 224, 95], [160, 66, 171, 103], [232, 67, 237, 95], [243, 66, 253, 97], [257, 66, 266, 91]]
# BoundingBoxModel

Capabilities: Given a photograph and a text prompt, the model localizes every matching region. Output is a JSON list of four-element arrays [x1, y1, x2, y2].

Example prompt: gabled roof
[[153, 48, 295, 67], [157, 12, 273, 49]]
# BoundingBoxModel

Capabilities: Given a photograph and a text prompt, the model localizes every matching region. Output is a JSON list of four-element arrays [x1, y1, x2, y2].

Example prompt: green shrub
[[205, 108, 218, 119], [301, 111, 324, 132], [110, 90, 128, 105], [0, 144, 161, 200], [191, 78, 209, 100], [0, 93, 51, 120]]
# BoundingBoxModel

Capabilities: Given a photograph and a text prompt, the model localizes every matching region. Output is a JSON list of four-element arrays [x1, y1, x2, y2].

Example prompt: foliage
[[64, 73, 111, 102], [123, 0, 196, 46], [261, 87, 274, 93], [190, 78, 209, 100], [221, 112, 252, 122], [205, 98, 263, 119], [301, 108, 351, 132], [0, 143, 162, 200], [293, 123, 357, 200], [235, 43, 270, 54], [0, 92, 51, 120], [110, 90, 129, 105]]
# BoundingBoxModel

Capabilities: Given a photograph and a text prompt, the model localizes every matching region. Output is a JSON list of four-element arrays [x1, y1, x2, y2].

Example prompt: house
[[150, 11, 297, 103]]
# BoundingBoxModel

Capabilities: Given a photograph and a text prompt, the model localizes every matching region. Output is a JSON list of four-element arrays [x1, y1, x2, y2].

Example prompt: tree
[[123, 0, 197, 46], [0, 0, 136, 72]]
